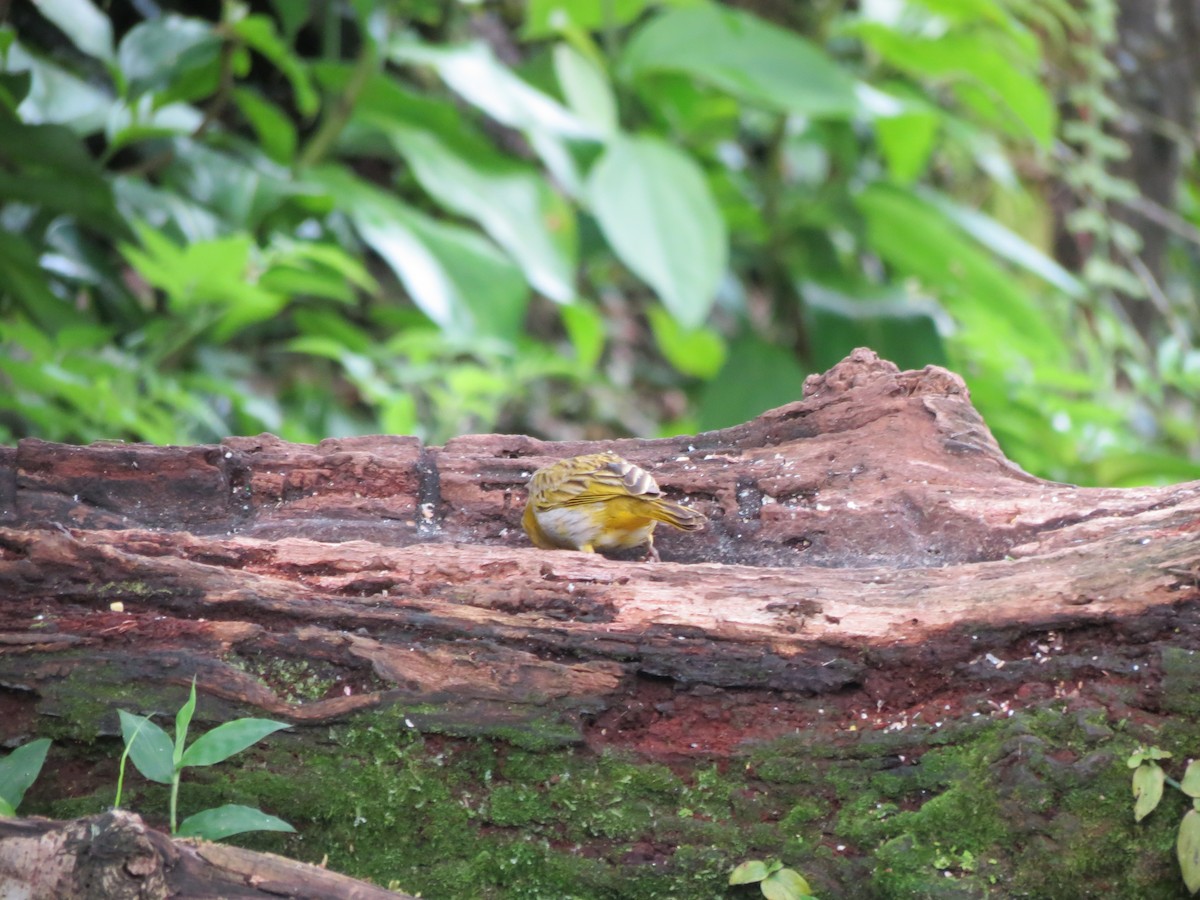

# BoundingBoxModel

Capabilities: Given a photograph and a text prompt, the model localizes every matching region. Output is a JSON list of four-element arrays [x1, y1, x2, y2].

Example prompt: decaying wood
[[0, 348, 1198, 730], [0, 810, 412, 899]]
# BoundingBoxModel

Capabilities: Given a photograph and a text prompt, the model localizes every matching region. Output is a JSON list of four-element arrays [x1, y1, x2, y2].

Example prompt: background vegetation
[[2, 0, 1198, 486]]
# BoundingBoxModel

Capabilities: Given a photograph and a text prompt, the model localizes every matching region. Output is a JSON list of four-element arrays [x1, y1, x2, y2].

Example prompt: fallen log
[[0, 810, 412, 899], [1, 348, 1196, 734]]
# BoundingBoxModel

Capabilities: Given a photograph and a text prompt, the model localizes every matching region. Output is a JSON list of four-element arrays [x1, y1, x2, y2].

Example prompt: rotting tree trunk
[[1, 347, 1198, 733]]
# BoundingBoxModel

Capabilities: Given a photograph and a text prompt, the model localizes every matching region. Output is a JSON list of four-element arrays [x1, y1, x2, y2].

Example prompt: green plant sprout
[[1129, 746, 1200, 894], [0, 738, 51, 816], [729, 858, 816, 900], [117, 677, 295, 840]]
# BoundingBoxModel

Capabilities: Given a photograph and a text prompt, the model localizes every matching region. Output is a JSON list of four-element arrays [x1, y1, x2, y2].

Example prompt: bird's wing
[[532, 453, 662, 508]]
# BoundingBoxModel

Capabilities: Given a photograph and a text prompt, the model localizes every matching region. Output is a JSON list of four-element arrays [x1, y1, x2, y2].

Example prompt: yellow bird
[[521, 452, 706, 560]]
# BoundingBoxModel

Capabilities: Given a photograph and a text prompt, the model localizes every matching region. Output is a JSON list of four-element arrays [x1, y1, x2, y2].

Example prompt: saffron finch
[[522, 452, 706, 560]]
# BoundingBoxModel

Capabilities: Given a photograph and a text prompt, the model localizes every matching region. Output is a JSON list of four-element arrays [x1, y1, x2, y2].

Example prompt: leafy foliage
[[1127, 746, 1200, 894], [1, 0, 1197, 483], [0, 738, 51, 815], [117, 677, 293, 839]]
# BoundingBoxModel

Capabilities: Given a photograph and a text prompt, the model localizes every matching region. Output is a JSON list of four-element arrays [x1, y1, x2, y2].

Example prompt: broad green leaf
[[164, 140, 304, 231], [647, 306, 726, 379], [7, 42, 110, 132], [561, 303, 605, 372], [1180, 809, 1200, 894], [267, 0, 312, 42], [847, 22, 1053, 145], [854, 182, 1066, 367], [524, 0, 649, 38], [553, 43, 617, 136], [919, 188, 1085, 297], [729, 859, 770, 885], [117, 16, 221, 102], [620, 5, 856, 119], [177, 804, 295, 840], [182, 718, 290, 767], [875, 108, 939, 184], [0, 230, 78, 331], [803, 282, 948, 374], [587, 134, 726, 329], [378, 123, 577, 303], [381, 394, 418, 436], [1181, 760, 1200, 798], [233, 88, 297, 164], [0, 119, 119, 229], [0, 70, 32, 113], [1133, 762, 1165, 822], [307, 167, 528, 341], [173, 678, 198, 769], [0, 797, 15, 816], [698, 335, 807, 431], [118, 710, 176, 785], [0, 739, 51, 812], [762, 867, 813, 900], [30, 0, 114, 63], [391, 41, 599, 139]]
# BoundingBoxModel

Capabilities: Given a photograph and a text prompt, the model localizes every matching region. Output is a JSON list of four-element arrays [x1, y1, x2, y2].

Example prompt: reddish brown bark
[[0, 348, 1197, 730]]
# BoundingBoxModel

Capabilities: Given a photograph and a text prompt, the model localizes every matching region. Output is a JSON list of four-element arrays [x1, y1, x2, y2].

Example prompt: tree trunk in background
[[1112, 0, 1200, 333]]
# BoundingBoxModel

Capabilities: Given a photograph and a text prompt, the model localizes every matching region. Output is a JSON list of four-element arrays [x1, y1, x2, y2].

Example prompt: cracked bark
[[1, 349, 1197, 730]]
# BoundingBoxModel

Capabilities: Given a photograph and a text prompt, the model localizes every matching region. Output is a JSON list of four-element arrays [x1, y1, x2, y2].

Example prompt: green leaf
[[0, 797, 15, 816], [524, 0, 649, 38], [233, 88, 297, 164], [846, 21, 1053, 145], [803, 282, 948, 374], [5, 42, 112, 132], [698, 335, 807, 431], [854, 181, 1067, 367], [1181, 760, 1200, 798], [553, 43, 617, 136], [587, 133, 726, 329], [378, 123, 577, 303], [182, 718, 290, 768], [648, 306, 726, 379], [30, 0, 114, 63], [875, 107, 939, 184], [918, 188, 1085, 297], [0, 230, 77, 331], [620, 5, 857, 118], [230, 15, 318, 116], [762, 867, 814, 900], [173, 678, 198, 769], [121, 225, 287, 339], [1133, 762, 1165, 822], [117, 16, 221, 102], [561, 303, 605, 372], [306, 167, 529, 341], [0, 70, 32, 112], [0, 119, 120, 230], [118, 711, 176, 785], [0, 739, 51, 812], [729, 859, 770, 885], [392, 41, 598, 139], [177, 804, 296, 841], [1180, 809, 1200, 894]]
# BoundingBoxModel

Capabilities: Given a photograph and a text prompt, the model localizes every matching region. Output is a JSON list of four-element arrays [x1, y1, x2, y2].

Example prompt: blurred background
[[2, 0, 1198, 486]]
